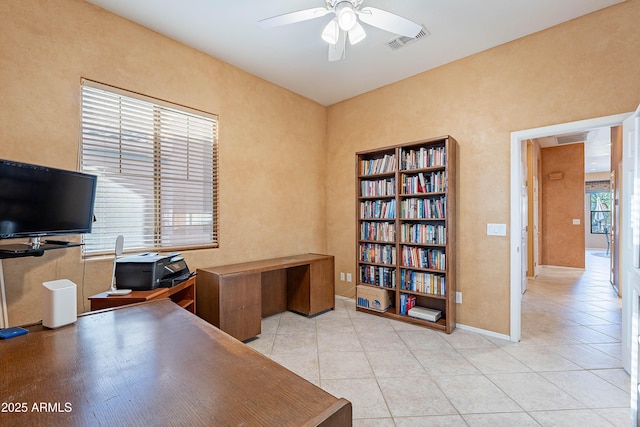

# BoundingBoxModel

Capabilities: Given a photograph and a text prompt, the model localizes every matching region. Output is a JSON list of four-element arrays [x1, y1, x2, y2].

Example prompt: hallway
[[519, 249, 629, 424], [523, 250, 621, 347]]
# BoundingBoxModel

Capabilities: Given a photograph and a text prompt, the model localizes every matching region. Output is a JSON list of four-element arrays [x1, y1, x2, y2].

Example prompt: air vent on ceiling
[[556, 132, 589, 145], [386, 26, 430, 51]]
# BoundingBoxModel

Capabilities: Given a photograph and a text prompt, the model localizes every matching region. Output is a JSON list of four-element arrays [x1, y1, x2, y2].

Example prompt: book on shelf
[[360, 221, 396, 242], [360, 154, 397, 175], [401, 171, 446, 194], [359, 243, 397, 265], [399, 294, 417, 315], [400, 223, 446, 245], [359, 265, 396, 288], [360, 199, 396, 219], [361, 177, 396, 197], [400, 269, 446, 295], [400, 197, 446, 219], [401, 246, 446, 270], [399, 146, 446, 170]]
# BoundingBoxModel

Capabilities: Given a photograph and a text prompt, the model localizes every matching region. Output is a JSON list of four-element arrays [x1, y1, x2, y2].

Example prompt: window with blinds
[[80, 80, 218, 256]]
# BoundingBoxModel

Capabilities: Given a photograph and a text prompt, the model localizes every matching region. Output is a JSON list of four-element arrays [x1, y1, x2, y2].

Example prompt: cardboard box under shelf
[[357, 285, 392, 312]]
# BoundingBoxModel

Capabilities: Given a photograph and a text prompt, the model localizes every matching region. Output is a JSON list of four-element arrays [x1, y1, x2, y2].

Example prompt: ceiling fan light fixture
[[259, 0, 422, 62], [336, 2, 357, 31], [348, 22, 366, 45], [321, 18, 340, 44]]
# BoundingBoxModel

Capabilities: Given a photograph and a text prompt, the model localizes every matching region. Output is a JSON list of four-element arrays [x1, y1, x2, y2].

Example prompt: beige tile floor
[[247, 250, 630, 426]]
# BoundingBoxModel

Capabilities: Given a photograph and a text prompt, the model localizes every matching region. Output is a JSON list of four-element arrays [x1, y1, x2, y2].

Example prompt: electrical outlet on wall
[[340, 272, 345, 281], [455, 292, 462, 304], [346, 273, 352, 282]]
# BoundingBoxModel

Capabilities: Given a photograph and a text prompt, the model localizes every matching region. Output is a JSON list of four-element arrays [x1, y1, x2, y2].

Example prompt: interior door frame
[[520, 139, 528, 294], [622, 104, 640, 424], [533, 173, 540, 277], [509, 112, 630, 343]]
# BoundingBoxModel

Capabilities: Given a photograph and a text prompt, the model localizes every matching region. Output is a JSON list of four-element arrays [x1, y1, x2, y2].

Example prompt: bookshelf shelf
[[401, 243, 447, 247], [401, 217, 447, 219], [400, 192, 446, 197], [360, 217, 396, 221], [401, 266, 446, 273], [401, 290, 447, 300], [359, 198, 397, 202], [356, 136, 457, 334]]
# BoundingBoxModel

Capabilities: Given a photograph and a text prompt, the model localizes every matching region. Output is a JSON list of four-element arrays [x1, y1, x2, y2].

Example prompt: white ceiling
[[86, 0, 624, 106], [536, 128, 612, 174]]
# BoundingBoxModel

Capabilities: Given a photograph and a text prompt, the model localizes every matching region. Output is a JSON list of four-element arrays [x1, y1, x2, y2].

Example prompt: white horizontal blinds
[[80, 80, 218, 255], [158, 108, 216, 247]]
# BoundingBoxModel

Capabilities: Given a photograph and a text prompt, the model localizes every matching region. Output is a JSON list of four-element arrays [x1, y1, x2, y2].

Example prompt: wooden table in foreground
[[0, 299, 351, 426]]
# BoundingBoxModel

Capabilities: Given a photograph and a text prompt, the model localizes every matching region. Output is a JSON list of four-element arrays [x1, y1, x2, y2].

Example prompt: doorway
[[529, 127, 614, 272], [509, 112, 629, 343]]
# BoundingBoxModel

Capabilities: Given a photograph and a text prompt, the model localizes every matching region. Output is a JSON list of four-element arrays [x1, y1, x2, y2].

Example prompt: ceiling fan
[[258, 0, 423, 62]]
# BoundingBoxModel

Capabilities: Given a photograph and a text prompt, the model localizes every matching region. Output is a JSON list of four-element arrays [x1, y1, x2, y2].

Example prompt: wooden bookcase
[[356, 136, 457, 333]]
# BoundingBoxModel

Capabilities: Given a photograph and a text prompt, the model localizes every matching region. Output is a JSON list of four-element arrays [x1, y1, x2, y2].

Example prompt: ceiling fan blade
[[328, 30, 346, 62], [321, 18, 340, 44], [357, 7, 422, 38], [258, 7, 332, 28], [348, 21, 366, 45]]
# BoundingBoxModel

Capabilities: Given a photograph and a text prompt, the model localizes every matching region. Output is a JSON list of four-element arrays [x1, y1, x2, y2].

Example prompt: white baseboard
[[456, 322, 511, 342], [538, 264, 585, 271], [337, 295, 512, 342]]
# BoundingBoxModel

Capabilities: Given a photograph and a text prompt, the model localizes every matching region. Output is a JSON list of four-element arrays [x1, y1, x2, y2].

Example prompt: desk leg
[[287, 258, 336, 316], [287, 265, 310, 315], [309, 257, 335, 315], [261, 270, 287, 317]]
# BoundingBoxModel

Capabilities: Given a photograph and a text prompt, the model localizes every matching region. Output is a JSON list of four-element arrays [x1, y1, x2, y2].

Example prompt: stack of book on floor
[[407, 306, 441, 322]]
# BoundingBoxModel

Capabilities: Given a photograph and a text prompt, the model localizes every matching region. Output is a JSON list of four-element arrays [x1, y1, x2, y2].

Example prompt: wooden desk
[[196, 253, 335, 341], [88, 276, 195, 313], [0, 300, 351, 426]]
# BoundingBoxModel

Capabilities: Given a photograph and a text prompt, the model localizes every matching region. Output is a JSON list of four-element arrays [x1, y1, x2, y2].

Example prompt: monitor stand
[[29, 236, 42, 249], [0, 243, 37, 254]]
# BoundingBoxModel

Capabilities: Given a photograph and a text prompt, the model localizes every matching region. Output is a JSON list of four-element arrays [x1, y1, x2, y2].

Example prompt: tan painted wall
[[541, 144, 585, 267], [326, 0, 640, 334], [0, 0, 328, 325]]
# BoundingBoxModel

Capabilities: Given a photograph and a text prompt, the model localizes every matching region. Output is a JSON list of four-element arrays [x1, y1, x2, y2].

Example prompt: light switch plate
[[487, 223, 507, 236]]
